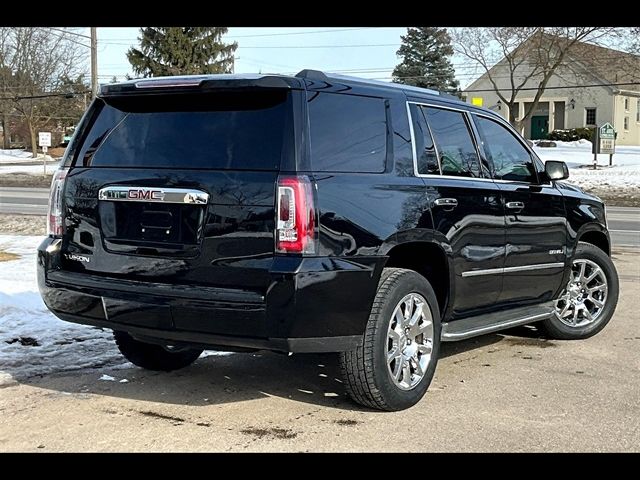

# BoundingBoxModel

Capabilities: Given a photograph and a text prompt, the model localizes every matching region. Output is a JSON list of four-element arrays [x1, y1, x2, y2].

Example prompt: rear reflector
[[276, 176, 316, 254], [47, 167, 68, 237]]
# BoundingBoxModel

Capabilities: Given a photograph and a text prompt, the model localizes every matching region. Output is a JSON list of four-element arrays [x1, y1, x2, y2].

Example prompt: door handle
[[506, 201, 525, 210], [434, 198, 458, 208]]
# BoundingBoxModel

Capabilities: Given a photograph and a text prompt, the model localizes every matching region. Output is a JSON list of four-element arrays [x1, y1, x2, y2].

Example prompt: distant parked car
[[60, 127, 75, 147]]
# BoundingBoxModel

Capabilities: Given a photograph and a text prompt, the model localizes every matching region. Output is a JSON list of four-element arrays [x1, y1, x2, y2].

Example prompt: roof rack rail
[[295, 69, 329, 81]]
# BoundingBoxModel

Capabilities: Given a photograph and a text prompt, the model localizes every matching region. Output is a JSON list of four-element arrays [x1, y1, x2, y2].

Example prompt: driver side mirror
[[545, 160, 569, 181]]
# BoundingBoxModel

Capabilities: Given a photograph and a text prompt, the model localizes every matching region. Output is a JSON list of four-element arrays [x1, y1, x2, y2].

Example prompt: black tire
[[339, 268, 441, 411], [540, 242, 619, 340], [114, 331, 203, 371]]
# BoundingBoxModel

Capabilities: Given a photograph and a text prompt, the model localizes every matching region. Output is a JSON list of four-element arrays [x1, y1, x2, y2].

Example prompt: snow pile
[[0, 149, 34, 164], [0, 235, 127, 379], [533, 141, 640, 190], [0, 162, 59, 176]]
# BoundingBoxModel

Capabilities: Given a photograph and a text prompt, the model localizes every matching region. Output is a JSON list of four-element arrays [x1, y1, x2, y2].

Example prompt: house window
[[585, 108, 597, 126], [624, 97, 630, 111], [624, 116, 629, 130], [637, 99, 640, 123]]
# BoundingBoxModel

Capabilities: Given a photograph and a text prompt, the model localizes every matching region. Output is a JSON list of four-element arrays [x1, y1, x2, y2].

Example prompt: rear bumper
[[37, 237, 382, 353]]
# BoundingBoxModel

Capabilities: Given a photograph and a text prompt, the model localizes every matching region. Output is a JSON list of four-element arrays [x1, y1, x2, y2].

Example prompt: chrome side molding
[[462, 262, 565, 278]]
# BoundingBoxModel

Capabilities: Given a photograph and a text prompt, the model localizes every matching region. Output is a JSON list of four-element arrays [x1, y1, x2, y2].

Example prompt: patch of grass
[[0, 251, 19, 262], [0, 173, 53, 188]]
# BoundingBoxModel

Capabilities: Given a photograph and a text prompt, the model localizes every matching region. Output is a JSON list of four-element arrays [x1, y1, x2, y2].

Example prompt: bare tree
[[0, 27, 87, 156], [0, 28, 15, 149], [451, 28, 616, 131]]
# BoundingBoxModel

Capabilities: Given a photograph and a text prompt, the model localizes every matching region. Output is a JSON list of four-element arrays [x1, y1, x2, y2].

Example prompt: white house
[[463, 38, 640, 146]]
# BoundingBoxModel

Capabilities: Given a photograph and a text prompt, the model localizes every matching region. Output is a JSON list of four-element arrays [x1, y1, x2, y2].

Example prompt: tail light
[[47, 167, 68, 237], [276, 175, 316, 254]]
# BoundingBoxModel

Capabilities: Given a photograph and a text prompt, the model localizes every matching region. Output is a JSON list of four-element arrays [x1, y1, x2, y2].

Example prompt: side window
[[308, 92, 387, 173], [409, 103, 439, 175], [474, 116, 537, 183], [422, 107, 481, 178]]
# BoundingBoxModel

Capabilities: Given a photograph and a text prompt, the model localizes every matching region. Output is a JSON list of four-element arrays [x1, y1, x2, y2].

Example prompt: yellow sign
[[471, 97, 483, 107]]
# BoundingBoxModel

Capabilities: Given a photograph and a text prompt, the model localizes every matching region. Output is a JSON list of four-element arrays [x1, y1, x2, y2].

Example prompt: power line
[[462, 81, 640, 92], [48, 27, 91, 40], [0, 91, 91, 101], [238, 43, 399, 49], [100, 27, 380, 43], [44, 28, 91, 49], [228, 27, 379, 38], [3, 112, 83, 120]]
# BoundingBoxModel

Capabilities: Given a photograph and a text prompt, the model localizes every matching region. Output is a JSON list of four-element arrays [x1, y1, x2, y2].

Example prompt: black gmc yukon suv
[[38, 70, 619, 411]]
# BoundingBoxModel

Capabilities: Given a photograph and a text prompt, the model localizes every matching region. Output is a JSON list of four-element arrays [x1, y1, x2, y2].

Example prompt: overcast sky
[[93, 27, 479, 88]]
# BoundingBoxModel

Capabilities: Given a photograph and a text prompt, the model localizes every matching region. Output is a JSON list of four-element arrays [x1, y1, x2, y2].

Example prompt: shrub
[[547, 128, 594, 142]]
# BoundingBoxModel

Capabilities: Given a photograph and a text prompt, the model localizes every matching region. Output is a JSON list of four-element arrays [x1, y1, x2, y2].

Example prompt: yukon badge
[[64, 253, 91, 263], [549, 248, 565, 255]]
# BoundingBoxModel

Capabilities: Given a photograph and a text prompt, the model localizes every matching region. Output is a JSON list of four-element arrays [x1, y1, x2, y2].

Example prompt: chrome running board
[[441, 302, 554, 342]]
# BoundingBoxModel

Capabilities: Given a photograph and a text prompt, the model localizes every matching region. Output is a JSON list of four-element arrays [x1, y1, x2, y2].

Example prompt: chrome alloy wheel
[[386, 293, 434, 390], [555, 259, 608, 328]]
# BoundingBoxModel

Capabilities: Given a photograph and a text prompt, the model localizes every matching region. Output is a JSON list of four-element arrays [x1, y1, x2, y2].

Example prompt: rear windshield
[[75, 90, 292, 170]]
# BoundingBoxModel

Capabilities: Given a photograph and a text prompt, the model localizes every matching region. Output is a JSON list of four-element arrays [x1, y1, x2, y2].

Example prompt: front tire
[[339, 268, 441, 411], [541, 242, 619, 340], [114, 331, 203, 371]]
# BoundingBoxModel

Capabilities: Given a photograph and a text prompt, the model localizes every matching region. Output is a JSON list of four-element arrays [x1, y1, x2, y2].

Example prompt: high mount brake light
[[276, 176, 316, 254], [47, 168, 68, 237]]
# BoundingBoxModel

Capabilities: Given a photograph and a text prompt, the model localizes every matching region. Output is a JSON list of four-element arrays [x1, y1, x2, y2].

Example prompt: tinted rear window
[[77, 90, 292, 170], [308, 92, 387, 173]]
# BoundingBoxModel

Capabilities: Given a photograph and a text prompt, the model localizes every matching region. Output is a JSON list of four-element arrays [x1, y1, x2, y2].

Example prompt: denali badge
[[64, 253, 91, 263], [549, 248, 564, 255], [98, 186, 210, 204]]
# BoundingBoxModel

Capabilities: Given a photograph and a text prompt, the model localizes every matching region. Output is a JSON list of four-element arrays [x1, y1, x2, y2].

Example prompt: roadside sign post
[[599, 122, 616, 167], [591, 123, 616, 170], [38, 132, 51, 177], [591, 127, 599, 170]]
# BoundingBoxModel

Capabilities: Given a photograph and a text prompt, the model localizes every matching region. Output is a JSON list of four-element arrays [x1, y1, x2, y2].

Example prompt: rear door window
[[308, 92, 387, 173], [423, 106, 482, 178], [77, 90, 292, 170]]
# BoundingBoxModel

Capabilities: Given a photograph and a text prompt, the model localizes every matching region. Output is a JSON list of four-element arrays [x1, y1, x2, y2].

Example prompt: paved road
[[0, 187, 48, 215], [0, 249, 638, 452], [1, 187, 638, 247], [606, 206, 640, 248]]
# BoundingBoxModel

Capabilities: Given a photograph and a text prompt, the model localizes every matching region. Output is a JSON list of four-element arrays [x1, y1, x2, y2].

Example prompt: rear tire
[[540, 242, 619, 340], [114, 331, 203, 371], [339, 268, 441, 411]]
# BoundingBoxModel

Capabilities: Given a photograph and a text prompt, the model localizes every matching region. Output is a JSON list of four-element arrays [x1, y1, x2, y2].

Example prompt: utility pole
[[90, 27, 98, 98]]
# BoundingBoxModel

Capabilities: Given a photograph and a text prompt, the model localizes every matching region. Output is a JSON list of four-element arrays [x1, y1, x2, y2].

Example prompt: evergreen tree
[[127, 27, 237, 77], [392, 27, 459, 92]]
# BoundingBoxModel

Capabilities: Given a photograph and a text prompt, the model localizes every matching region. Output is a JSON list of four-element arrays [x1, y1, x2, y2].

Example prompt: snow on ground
[[0, 234, 230, 382], [0, 235, 127, 380], [533, 140, 640, 190], [0, 161, 59, 175], [0, 148, 34, 164]]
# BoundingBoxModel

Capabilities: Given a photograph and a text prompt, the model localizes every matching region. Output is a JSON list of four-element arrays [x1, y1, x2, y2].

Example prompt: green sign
[[599, 122, 615, 140]]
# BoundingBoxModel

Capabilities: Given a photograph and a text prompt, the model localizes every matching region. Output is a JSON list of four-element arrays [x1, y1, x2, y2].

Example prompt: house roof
[[563, 38, 640, 92], [464, 34, 640, 94]]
